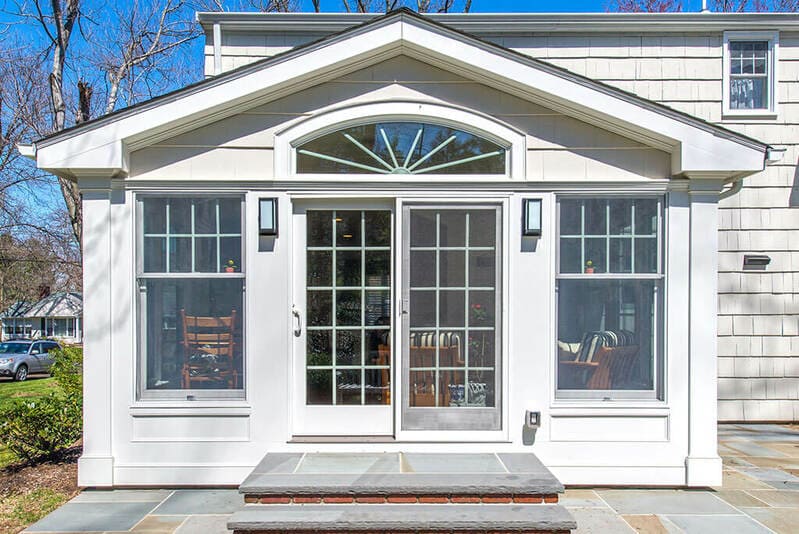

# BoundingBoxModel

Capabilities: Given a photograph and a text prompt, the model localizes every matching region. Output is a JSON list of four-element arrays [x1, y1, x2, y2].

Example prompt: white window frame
[[554, 194, 666, 402], [135, 193, 247, 401], [723, 31, 779, 119], [274, 101, 526, 181]]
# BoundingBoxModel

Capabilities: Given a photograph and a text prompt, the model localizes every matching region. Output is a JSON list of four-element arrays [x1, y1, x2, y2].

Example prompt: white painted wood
[[549, 415, 669, 442], [686, 181, 724, 487], [131, 415, 250, 442], [290, 199, 394, 436], [77, 181, 115, 487]]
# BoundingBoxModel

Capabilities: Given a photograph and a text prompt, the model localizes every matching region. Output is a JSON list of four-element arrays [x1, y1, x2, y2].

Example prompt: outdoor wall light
[[259, 198, 278, 236], [522, 198, 542, 237]]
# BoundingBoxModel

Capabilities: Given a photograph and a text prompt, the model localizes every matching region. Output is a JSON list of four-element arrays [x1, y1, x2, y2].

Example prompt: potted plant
[[585, 260, 594, 274], [224, 259, 237, 273]]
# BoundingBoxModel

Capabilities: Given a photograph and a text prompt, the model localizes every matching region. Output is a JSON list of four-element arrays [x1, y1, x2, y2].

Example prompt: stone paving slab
[[240, 471, 564, 495], [251, 453, 303, 475], [131, 515, 187, 533], [725, 441, 790, 457], [664, 514, 772, 534], [559, 489, 609, 508], [151, 490, 243, 515], [72, 490, 174, 504], [26, 502, 159, 532], [567, 507, 634, 533], [743, 507, 799, 534], [297, 453, 401, 474], [174, 514, 231, 534], [228, 503, 577, 531], [597, 490, 739, 515], [621, 514, 680, 534], [402, 453, 505, 473]]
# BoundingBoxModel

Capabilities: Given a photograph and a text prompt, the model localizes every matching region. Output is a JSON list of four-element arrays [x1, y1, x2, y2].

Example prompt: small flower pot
[[225, 267, 235, 273], [585, 267, 594, 274]]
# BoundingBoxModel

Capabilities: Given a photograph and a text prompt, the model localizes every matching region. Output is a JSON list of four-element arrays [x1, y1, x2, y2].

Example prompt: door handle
[[292, 306, 302, 337]]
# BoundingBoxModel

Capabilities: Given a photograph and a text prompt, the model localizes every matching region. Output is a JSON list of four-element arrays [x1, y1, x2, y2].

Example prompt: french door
[[402, 205, 502, 431], [292, 203, 394, 436], [292, 201, 502, 436]]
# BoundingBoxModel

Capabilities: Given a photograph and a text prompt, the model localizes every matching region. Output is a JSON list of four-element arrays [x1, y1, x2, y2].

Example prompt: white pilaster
[[685, 179, 724, 487], [77, 178, 114, 487]]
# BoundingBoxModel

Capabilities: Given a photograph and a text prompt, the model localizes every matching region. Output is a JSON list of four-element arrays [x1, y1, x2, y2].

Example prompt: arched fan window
[[296, 122, 506, 175]]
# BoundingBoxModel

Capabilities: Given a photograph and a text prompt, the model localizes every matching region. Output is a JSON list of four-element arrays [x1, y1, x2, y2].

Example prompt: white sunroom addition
[[24, 9, 773, 489]]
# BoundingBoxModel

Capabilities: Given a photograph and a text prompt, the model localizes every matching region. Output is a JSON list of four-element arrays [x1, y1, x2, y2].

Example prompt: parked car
[[0, 340, 61, 381]]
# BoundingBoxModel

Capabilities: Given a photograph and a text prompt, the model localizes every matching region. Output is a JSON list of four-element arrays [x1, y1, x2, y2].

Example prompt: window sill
[[129, 402, 251, 417], [722, 110, 778, 121], [549, 401, 668, 414]]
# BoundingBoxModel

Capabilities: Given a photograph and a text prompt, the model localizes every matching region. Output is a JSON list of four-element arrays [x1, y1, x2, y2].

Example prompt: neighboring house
[[20, 9, 795, 490], [0, 292, 83, 344]]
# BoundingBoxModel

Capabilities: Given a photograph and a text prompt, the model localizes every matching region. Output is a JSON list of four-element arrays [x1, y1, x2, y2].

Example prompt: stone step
[[228, 503, 576, 533], [240, 453, 564, 502]]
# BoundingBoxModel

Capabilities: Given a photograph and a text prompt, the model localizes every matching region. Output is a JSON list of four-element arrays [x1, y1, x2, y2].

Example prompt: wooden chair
[[585, 345, 640, 389], [408, 333, 463, 407], [180, 309, 237, 389], [559, 344, 639, 390]]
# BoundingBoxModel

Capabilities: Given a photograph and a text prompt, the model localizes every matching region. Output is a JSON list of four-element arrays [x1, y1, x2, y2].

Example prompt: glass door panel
[[293, 206, 394, 436], [402, 206, 501, 431]]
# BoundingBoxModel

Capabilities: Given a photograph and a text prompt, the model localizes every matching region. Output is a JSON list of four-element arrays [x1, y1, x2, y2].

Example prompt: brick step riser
[[244, 495, 559, 504]]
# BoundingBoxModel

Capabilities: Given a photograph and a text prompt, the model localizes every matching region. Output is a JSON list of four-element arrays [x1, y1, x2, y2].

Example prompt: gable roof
[[23, 292, 82, 318], [28, 8, 768, 180], [0, 301, 32, 319]]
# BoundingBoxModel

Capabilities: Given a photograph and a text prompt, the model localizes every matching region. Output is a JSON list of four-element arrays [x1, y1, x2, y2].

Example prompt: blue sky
[[302, 0, 706, 11]]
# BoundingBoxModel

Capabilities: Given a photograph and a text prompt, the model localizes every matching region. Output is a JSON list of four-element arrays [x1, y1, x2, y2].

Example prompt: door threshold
[[289, 435, 397, 443]]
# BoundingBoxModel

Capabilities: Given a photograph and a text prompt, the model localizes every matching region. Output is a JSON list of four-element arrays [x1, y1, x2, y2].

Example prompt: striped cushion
[[409, 331, 462, 350]]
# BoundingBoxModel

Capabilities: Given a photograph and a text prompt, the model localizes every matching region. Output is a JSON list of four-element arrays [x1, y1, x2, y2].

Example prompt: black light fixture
[[522, 198, 542, 237], [259, 198, 278, 236]]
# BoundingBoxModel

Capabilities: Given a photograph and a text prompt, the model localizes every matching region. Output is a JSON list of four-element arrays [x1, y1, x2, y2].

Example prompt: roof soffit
[[34, 10, 767, 178]]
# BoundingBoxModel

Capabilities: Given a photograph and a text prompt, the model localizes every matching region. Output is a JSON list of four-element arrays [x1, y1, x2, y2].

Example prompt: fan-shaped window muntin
[[296, 122, 507, 175]]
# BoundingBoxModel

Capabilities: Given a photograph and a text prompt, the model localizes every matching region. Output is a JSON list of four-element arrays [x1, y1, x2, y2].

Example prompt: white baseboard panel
[[78, 455, 115, 488], [113, 465, 253, 487], [685, 456, 723, 487], [550, 465, 686, 487]]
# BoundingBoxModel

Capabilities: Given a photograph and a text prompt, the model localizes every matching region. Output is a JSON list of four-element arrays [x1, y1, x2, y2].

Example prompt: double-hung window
[[137, 196, 245, 399], [723, 32, 778, 117], [556, 197, 664, 400]]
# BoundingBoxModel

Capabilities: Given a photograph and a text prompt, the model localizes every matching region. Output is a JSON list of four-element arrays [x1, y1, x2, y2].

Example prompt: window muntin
[[403, 206, 502, 431], [138, 196, 245, 399], [556, 197, 663, 399], [143, 197, 242, 274], [296, 122, 506, 175], [729, 41, 769, 110], [305, 210, 392, 406]]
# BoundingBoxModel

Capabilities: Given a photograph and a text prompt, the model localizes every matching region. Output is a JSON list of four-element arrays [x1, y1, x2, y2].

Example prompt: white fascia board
[[35, 14, 765, 178]]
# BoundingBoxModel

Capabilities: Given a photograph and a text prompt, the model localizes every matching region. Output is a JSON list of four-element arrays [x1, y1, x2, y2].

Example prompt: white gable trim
[[273, 101, 527, 181], [31, 12, 766, 180]]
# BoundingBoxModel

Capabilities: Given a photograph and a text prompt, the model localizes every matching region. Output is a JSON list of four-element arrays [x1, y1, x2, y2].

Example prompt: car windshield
[[0, 342, 30, 354]]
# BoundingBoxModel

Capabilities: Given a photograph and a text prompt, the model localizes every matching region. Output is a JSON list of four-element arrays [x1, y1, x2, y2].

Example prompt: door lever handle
[[292, 306, 302, 337]]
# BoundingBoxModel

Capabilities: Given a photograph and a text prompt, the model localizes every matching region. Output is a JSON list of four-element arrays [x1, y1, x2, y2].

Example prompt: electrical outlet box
[[525, 410, 541, 429]]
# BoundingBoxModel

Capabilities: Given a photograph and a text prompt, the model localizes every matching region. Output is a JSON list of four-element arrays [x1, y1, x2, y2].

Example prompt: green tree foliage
[[0, 347, 83, 462]]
